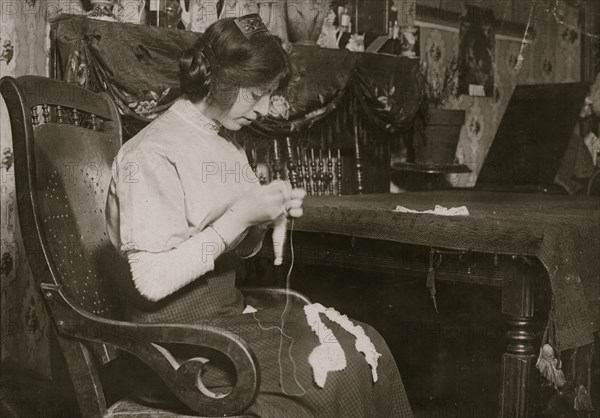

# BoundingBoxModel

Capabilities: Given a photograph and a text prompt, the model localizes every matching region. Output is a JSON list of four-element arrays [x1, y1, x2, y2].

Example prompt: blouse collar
[[170, 97, 221, 135]]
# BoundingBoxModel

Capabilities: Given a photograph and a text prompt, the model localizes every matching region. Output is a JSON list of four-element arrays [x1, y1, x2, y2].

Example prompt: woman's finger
[[290, 188, 306, 199], [287, 207, 303, 218], [288, 198, 303, 209]]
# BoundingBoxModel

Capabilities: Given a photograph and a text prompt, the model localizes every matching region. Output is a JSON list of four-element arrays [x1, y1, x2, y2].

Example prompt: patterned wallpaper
[[0, 0, 86, 378], [417, 0, 582, 187]]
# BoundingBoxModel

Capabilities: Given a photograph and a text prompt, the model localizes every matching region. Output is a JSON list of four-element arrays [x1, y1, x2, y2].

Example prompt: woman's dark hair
[[179, 17, 292, 109]]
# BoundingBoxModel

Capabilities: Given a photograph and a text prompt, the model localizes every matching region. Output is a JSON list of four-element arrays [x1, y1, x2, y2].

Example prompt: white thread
[[251, 218, 307, 396]]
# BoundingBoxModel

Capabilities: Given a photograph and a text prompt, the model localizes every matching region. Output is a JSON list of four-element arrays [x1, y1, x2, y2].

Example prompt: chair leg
[[57, 337, 107, 418]]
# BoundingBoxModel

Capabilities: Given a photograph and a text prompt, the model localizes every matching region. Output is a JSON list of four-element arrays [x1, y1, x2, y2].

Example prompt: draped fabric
[[55, 15, 188, 119], [52, 14, 420, 138]]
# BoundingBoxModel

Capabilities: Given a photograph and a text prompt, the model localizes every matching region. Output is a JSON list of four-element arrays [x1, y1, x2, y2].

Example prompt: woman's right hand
[[231, 181, 306, 227]]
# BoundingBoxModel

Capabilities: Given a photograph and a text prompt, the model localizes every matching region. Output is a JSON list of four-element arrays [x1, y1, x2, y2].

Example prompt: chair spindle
[[285, 137, 298, 189], [90, 114, 99, 131], [271, 139, 282, 181], [328, 149, 334, 196], [31, 107, 39, 126], [42, 104, 50, 123], [72, 109, 80, 126], [337, 148, 343, 196], [57, 106, 65, 123], [354, 123, 363, 194]]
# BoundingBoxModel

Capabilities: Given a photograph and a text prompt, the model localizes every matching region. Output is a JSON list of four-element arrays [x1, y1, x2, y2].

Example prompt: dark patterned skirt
[[121, 264, 413, 417]]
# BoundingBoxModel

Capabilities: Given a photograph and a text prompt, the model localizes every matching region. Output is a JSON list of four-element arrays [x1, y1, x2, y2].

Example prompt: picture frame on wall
[[458, 5, 495, 97], [355, 0, 390, 35]]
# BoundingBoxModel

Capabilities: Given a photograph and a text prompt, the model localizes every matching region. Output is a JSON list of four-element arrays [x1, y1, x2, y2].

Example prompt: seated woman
[[106, 14, 412, 417]]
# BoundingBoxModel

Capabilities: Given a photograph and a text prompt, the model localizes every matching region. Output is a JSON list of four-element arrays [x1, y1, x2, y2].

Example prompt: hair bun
[[179, 42, 212, 100]]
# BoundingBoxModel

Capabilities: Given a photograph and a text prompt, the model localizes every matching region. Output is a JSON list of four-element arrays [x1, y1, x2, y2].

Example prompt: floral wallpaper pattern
[[425, 29, 446, 66], [0, 0, 86, 379], [418, 0, 582, 187]]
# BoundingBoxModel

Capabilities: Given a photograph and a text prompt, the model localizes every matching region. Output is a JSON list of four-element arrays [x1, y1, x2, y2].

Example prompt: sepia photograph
[[0, 0, 599, 417]]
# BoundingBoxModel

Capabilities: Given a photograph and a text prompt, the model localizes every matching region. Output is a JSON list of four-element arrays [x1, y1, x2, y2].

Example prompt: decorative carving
[[327, 149, 334, 195], [234, 13, 269, 39], [303, 148, 312, 195], [87, 0, 118, 21], [56, 106, 65, 123], [31, 107, 39, 126], [354, 124, 363, 194], [296, 146, 305, 190], [42, 104, 50, 123], [72, 109, 81, 126], [285, 137, 298, 189], [312, 149, 320, 195], [271, 138, 282, 180], [336, 148, 342, 195], [90, 114, 99, 131]]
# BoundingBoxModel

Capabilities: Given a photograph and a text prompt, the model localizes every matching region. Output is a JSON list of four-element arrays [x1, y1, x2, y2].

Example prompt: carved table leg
[[500, 259, 536, 418], [501, 317, 536, 417]]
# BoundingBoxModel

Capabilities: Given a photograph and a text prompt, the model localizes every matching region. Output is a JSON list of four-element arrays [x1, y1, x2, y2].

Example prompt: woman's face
[[213, 86, 272, 131]]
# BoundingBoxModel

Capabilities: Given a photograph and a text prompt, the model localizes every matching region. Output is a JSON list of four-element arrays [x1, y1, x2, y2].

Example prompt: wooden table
[[256, 192, 600, 417]]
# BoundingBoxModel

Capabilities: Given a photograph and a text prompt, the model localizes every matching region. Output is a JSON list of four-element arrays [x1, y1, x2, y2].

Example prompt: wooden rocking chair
[[0, 75, 309, 418]]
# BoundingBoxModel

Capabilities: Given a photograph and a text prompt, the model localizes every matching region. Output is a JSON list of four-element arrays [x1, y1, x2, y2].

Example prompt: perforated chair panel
[[34, 123, 121, 318], [1, 75, 128, 365]]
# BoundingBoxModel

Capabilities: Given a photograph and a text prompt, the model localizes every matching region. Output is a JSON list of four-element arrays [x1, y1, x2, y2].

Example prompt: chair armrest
[[241, 286, 311, 306], [40, 284, 258, 417]]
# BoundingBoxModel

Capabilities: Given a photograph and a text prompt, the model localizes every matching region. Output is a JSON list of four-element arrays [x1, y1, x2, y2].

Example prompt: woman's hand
[[231, 181, 306, 227]]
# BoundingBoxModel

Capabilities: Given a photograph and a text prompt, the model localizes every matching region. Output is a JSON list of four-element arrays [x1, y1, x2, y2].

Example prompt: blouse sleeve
[[113, 151, 191, 253], [107, 151, 229, 302]]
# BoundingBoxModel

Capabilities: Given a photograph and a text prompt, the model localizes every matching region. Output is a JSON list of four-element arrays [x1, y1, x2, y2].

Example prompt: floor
[[0, 360, 79, 418]]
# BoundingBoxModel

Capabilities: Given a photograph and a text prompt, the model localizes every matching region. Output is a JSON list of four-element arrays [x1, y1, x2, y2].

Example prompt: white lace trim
[[304, 303, 382, 388]]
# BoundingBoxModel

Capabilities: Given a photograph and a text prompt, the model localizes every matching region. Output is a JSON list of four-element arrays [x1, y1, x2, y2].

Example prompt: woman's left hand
[[256, 183, 305, 228], [285, 187, 306, 218]]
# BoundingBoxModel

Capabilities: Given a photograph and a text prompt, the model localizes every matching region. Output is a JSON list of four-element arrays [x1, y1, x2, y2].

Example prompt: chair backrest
[[0, 75, 127, 363]]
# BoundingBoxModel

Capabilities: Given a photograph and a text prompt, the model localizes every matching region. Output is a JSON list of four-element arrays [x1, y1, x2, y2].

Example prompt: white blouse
[[105, 98, 264, 302]]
